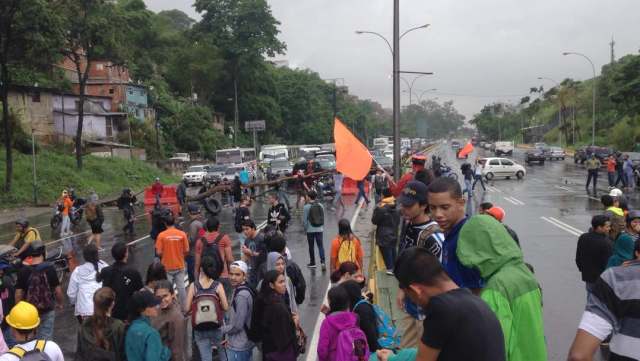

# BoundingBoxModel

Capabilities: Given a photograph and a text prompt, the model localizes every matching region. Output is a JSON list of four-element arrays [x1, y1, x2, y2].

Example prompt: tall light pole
[[537, 77, 562, 146], [563, 51, 596, 145], [356, 22, 429, 179], [415, 88, 438, 104]]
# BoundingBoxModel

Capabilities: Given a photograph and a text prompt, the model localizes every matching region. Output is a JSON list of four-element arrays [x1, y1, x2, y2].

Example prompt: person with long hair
[[185, 256, 229, 361], [151, 280, 186, 361], [144, 262, 167, 293], [330, 219, 364, 273], [329, 261, 364, 285], [258, 252, 298, 313], [342, 280, 379, 352], [125, 290, 170, 361], [76, 287, 126, 361], [67, 244, 108, 323], [251, 270, 299, 361]]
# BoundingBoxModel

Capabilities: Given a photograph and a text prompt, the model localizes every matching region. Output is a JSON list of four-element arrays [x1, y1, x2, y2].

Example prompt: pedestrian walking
[[317, 285, 369, 361], [221, 261, 255, 361], [176, 179, 187, 208], [151, 178, 164, 203], [342, 280, 379, 352], [241, 220, 267, 288], [330, 219, 364, 273], [9, 218, 41, 260], [460, 162, 473, 196], [274, 182, 291, 211], [585, 154, 601, 195], [195, 217, 233, 292], [85, 199, 105, 250], [14, 241, 64, 341], [267, 192, 290, 234], [575, 215, 612, 299], [67, 244, 108, 323], [250, 270, 299, 361], [155, 212, 189, 307], [117, 188, 137, 237], [232, 176, 242, 207], [458, 215, 547, 361], [472, 159, 486, 191], [392, 247, 505, 361], [623, 154, 635, 191], [185, 256, 229, 361], [125, 290, 171, 361], [567, 242, 640, 361], [151, 280, 186, 361], [76, 287, 126, 361], [373, 169, 388, 204], [58, 189, 73, 237], [303, 190, 326, 270], [371, 188, 400, 274], [333, 171, 345, 209], [606, 155, 617, 188], [354, 179, 370, 206], [607, 210, 640, 268], [99, 242, 144, 321], [0, 302, 64, 361], [183, 203, 204, 284]]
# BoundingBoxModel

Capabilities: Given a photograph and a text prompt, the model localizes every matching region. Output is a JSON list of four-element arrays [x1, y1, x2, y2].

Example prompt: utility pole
[[610, 36, 615, 64], [233, 78, 239, 147], [31, 127, 37, 204], [392, 0, 401, 180]]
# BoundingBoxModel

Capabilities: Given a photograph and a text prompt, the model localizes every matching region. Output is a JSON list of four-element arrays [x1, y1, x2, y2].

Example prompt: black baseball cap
[[398, 181, 428, 207], [132, 290, 161, 309]]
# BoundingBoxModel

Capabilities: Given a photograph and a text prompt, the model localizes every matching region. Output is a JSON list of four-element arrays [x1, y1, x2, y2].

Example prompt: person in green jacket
[[125, 290, 171, 361], [607, 211, 640, 268], [457, 215, 547, 361]]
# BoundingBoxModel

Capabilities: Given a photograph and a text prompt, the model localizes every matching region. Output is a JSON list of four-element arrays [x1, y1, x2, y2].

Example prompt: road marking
[[306, 199, 365, 361], [547, 216, 583, 234], [531, 178, 543, 183], [541, 216, 581, 237], [503, 197, 518, 205], [554, 185, 575, 192], [504, 196, 525, 205], [487, 186, 502, 193]]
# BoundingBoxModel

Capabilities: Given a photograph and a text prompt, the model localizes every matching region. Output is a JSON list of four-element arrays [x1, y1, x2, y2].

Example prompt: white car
[[481, 157, 526, 180], [182, 165, 209, 185]]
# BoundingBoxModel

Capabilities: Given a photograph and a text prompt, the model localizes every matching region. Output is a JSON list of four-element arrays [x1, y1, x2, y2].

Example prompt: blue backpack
[[354, 299, 401, 350]]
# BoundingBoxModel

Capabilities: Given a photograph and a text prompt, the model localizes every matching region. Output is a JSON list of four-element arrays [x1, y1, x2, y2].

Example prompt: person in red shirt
[[194, 217, 233, 285], [151, 177, 164, 202], [607, 155, 617, 188], [155, 212, 189, 307], [386, 154, 427, 197]]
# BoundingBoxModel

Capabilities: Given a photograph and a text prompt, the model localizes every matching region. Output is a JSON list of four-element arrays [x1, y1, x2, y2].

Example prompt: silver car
[[547, 147, 566, 160]]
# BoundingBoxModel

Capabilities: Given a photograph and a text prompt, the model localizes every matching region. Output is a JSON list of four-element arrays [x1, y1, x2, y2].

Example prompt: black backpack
[[232, 285, 257, 338], [201, 233, 225, 277], [308, 202, 324, 227]]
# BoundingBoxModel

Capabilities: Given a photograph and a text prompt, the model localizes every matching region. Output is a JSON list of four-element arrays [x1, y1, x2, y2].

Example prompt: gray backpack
[[7, 340, 52, 361]]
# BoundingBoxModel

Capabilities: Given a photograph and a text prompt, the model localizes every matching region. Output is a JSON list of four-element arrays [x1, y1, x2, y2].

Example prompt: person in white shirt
[[0, 301, 64, 361], [67, 244, 108, 323]]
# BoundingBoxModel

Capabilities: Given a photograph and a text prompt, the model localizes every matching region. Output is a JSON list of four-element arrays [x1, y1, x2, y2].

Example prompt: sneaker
[[307, 263, 317, 268], [321, 263, 326, 271], [385, 270, 394, 276]]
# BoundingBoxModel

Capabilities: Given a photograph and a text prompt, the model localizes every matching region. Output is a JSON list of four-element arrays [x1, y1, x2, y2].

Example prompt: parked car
[[524, 148, 546, 165], [574, 146, 613, 164], [205, 164, 228, 184], [494, 141, 514, 156], [547, 147, 566, 160], [183, 165, 209, 185], [533, 142, 548, 150], [267, 159, 293, 180], [480, 157, 526, 180]]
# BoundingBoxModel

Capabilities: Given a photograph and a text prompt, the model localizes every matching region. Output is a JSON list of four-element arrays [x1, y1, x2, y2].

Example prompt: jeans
[[608, 172, 616, 187], [36, 310, 55, 340], [185, 255, 195, 284], [472, 174, 486, 191], [61, 214, 71, 236], [227, 348, 253, 361], [374, 191, 382, 205], [277, 189, 290, 210], [380, 245, 396, 271], [307, 232, 325, 265], [586, 170, 598, 193], [333, 190, 344, 207], [463, 179, 473, 195], [167, 268, 187, 307], [194, 328, 227, 361], [625, 172, 635, 190], [355, 185, 370, 204], [615, 170, 627, 187]]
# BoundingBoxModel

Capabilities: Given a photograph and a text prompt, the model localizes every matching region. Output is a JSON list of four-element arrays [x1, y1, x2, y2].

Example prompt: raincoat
[[607, 232, 636, 268], [457, 215, 546, 361]]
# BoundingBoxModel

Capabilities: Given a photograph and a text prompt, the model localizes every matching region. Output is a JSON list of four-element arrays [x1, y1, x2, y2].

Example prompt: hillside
[[0, 149, 180, 206]]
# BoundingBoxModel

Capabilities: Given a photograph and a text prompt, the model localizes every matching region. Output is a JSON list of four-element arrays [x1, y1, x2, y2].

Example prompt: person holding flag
[[386, 154, 428, 197]]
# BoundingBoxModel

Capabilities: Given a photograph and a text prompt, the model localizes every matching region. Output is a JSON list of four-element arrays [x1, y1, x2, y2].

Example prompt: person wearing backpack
[[125, 290, 170, 361], [330, 219, 364, 273], [341, 280, 381, 352], [0, 301, 63, 361], [67, 245, 108, 323], [85, 199, 105, 250], [14, 241, 63, 341], [372, 169, 388, 205], [317, 285, 369, 361], [184, 203, 205, 284], [151, 280, 186, 361], [155, 212, 189, 307], [250, 270, 299, 361], [371, 188, 400, 275], [303, 190, 326, 270], [76, 287, 126, 361], [185, 256, 229, 361], [195, 217, 233, 292], [221, 261, 255, 361]]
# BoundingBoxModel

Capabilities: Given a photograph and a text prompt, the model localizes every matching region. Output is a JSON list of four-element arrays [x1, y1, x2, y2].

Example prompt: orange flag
[[334, 117, 372, 180], [458, 141, 474, 158]]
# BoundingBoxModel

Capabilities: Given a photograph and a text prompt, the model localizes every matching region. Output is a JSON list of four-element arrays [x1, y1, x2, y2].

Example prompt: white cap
[[230, 260, 248, 275], [609, 188, 624, 198]]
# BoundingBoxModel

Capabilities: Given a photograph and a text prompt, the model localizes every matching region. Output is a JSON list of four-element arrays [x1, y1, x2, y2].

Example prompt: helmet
[[609, 188, 624, 198], [6, 301, 40, 330], [486, 207, 505, 222], [15, 217, 29, 228]]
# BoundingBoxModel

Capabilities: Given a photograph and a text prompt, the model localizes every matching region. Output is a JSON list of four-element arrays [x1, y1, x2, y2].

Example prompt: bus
[[216, 148, 242, 165], [259, 145, 289, 164]]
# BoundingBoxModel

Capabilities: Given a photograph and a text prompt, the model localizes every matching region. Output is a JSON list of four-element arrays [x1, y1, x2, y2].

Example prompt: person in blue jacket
[[125, 290, 170, 361]]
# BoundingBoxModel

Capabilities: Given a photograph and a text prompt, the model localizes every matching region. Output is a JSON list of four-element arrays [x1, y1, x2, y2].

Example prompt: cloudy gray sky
[[145, 0, 640, 119]]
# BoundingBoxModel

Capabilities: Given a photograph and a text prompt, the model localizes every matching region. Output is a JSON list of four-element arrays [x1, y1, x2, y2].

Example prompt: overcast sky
[[145, 0, 640, 119]]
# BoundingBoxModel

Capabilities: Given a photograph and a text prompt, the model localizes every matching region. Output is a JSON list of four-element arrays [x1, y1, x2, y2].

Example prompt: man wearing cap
[[125, 290, 170, 361], [0, 301, 64, 361], [185, 203, 204, 284], [222, 260, 255, 360], [395, 180, 444, 348], [386, 154, 428, 197]]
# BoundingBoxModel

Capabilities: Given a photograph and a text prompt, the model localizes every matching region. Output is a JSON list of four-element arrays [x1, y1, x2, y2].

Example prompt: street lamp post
[[537, 77, 562, 146], [563, 52, 596, 145], [415, 88, 438, 104]]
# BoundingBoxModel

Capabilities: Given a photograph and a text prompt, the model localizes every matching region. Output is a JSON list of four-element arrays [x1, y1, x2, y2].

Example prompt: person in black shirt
[[575, 214, 612, 296], [98, 242, 143, 321], [384, 247, 505, 361], [267, 192, 290, 234], [117, 188, 137, 237]]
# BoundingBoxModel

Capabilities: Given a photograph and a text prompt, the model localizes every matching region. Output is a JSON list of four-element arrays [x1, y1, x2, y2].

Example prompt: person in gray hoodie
[[258, 252, 298, 314], [222, 261, 255, 361]]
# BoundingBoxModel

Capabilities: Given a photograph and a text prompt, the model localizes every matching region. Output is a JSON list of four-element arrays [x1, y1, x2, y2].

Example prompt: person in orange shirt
[[330, 219, 364, 273], [607, 155, 617, 189], [155, 212, 189, 307], [59, 190, 74, 237]]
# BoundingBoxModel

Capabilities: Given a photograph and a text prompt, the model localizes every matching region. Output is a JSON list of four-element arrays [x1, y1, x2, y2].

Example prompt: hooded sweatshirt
[[76, 316, 126, 361], [607, 232, 635, 268], [317, 311, 359, 361], [67, 261, 108, 316], [457, 215, 546, 361], [220, 283, 255, 352], [259, 252, 297, 313]]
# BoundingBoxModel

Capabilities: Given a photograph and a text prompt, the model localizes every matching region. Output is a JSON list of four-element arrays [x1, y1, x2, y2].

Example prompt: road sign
[[245, 120, 266, 132]]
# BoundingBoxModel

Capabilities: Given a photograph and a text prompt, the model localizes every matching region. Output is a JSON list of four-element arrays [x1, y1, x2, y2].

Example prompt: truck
[[494, 141, 514, 156], [260, 145, 289, 165]]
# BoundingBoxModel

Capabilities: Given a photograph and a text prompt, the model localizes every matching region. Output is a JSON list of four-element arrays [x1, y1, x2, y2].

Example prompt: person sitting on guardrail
[[9, 218, 41, 261]]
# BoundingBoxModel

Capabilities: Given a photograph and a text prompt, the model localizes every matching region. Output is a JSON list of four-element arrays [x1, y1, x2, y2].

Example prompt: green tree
[[0, 0, 62, 192]]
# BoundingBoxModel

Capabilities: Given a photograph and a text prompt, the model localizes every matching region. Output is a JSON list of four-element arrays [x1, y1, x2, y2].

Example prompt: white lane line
[[554, 185, 575, 192], [531, 178, 543, 183], [541, 216, 581, 237], [547, 216, 583, 234], [503, 197, 518, 205], [306, 199, 365, 361], [507, 196, 525, 205], [487, 186, 502, 193]]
